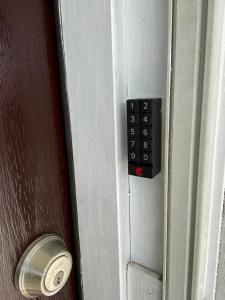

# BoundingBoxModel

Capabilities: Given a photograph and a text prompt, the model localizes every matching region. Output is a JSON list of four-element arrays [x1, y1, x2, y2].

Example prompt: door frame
[[57, 1, 122, 300], [165, 0, 225, 299], [57, 0, 225, 299]]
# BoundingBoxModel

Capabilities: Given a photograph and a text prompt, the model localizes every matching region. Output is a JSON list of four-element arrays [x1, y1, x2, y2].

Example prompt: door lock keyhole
[[53, 271, 64, 286]]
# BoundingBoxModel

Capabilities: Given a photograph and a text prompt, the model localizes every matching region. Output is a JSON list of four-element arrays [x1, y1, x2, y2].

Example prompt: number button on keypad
[[141, 152, 152, 164], [129, 139, 139, 150], [128, 113, 139, 125], [128, 127, 139, 138], [141, 139, 151, 151], [141, 113, 151, 125], [127, 101, 139, 112], [128, 151, 140, 162], [141, 100, 151, 112], [140, 127, 151, 138]]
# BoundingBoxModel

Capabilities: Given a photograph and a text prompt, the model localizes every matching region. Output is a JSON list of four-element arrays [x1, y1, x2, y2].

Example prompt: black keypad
[[127, 99, 161, 179]]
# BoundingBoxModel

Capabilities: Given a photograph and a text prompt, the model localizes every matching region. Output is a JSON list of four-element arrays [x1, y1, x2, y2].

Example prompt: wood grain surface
[[0, 1, 78, 299]]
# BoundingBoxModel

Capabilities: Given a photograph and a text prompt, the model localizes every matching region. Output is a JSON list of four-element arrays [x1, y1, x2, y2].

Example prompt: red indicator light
[[135, 167, 143, 176]]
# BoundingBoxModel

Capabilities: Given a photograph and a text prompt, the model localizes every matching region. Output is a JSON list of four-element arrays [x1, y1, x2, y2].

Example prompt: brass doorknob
[[15, 234, 73, 298]]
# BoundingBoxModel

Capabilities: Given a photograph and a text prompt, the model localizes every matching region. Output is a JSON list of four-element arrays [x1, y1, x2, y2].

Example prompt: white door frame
[[57, 1, 122, 300], [57, 0, 167, 299], [191, 0, 225, 299], [165, 0, 225, 299], [57, 0, 225, 299]]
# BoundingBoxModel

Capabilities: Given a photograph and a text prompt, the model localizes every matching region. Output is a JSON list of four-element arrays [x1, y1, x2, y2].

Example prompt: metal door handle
[[15, 234, 73, 298]]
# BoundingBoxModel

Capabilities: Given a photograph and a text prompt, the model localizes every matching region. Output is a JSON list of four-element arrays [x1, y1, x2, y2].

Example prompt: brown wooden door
[[0, 0, 79, 299]]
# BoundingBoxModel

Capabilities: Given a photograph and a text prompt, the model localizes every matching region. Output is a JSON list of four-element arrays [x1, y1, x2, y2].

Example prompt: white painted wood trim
[[58, 1, 170, 300], [191, 0, 225, 299], [163, 0, 173, 298], [165, 0, 206, 299], [127, 263, 162, 300], [112, 0, 169, 297], [57, 1, 122, 299], [56, 0, 225, 298], [111, 1, 131, 299], [215, 194, 225, 299], [166, 1, 225, 299], [126, 0, 168, 275]]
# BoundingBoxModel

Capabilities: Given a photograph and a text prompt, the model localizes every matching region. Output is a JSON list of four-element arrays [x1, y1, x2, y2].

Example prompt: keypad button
[[141, 113, 151, 125], [141, 139, 151, 151], [140, 127, 151, 138], [141, 100, 151, 112], [128, 126, 139, 138], [141, 152, 152, 164], [128, 164, 153, 178], [128, 151, 140, 162], [128, 113, 139, 125], [127, 101, 139, 112], [128, 139, 139, 150]]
